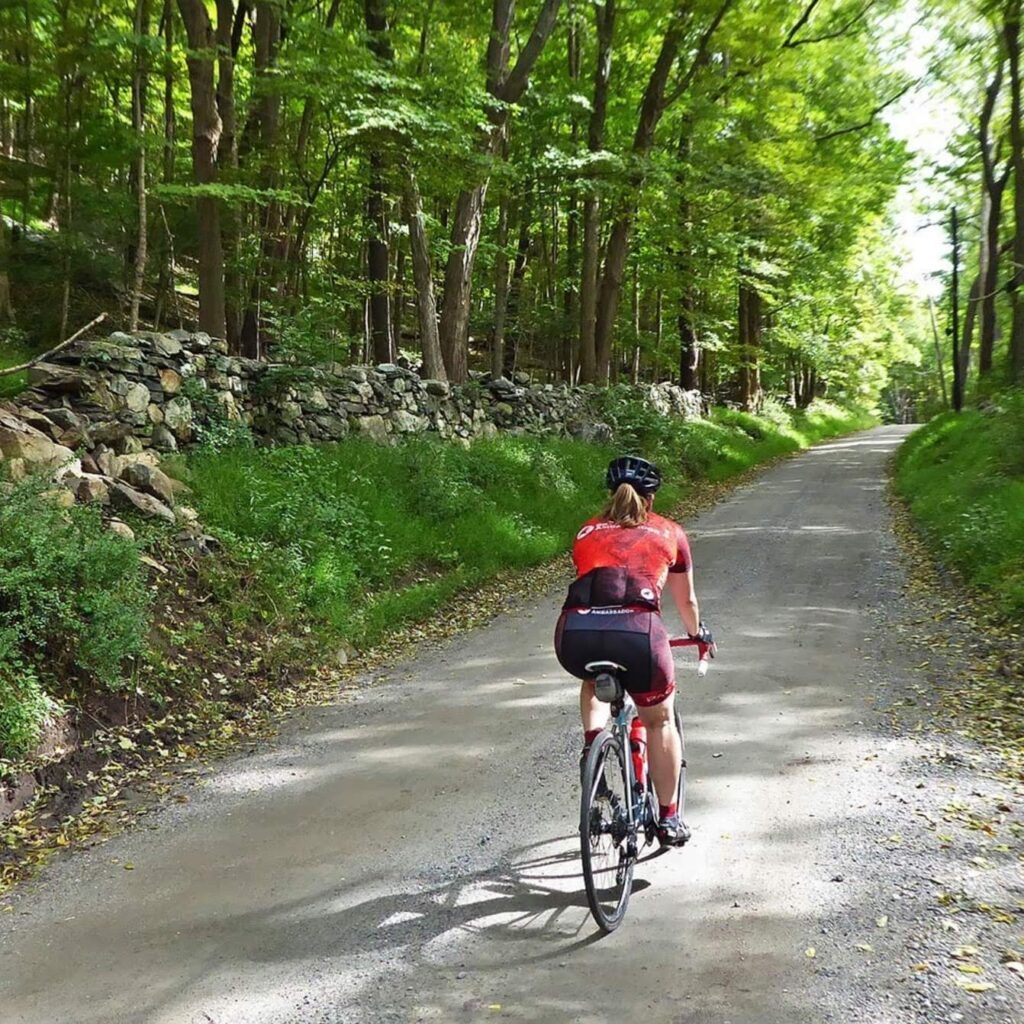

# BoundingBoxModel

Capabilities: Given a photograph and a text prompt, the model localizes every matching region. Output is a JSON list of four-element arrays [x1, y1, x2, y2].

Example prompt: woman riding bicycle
[[554, 455, 714, 847]]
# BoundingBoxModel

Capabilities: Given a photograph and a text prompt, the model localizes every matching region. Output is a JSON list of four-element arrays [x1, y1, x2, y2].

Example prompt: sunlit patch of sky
[[882, 1, 956, 299]]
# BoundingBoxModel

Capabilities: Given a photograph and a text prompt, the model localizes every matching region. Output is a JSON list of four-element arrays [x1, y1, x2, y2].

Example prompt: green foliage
[[0, 671, 60, 761], [185, 398, 872, 650], [0, 474, 151, 756], [894, 391, 1024, 620], [179, 376, 254, 452]]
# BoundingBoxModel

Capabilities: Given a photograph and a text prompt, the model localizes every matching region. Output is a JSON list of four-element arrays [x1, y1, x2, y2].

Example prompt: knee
[[638, 704, 672, 730]]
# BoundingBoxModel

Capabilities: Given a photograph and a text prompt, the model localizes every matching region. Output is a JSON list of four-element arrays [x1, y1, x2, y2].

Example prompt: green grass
[[894, 390, 1024, 621], [179, 398, 874, 651]]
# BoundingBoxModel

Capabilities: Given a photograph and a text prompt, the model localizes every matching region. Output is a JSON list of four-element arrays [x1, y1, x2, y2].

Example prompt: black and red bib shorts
[[554, 567, 676, 707], [555, 607, 675, 707]]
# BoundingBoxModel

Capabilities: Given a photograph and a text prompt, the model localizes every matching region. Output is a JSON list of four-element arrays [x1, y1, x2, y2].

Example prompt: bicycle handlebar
[[669, 636, 714, 677]]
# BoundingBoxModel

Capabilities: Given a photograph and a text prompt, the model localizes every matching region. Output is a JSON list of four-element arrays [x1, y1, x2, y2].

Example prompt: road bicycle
[[579, 637, 711, 933]]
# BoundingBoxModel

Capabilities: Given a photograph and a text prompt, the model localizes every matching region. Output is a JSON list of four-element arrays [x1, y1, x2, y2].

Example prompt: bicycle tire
[[580, 730, 634, 932]]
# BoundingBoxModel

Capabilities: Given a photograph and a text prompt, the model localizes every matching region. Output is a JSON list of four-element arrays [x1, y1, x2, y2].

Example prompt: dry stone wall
[[0, 329, 703, 527]]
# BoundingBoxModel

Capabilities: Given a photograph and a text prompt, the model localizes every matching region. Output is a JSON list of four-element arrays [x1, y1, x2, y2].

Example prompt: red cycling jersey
[[571, 511, 692, 601]]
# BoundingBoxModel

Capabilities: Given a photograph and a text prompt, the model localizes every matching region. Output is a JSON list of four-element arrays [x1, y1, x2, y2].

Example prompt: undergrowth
[[0, 475, 150, 756], [893, 389, 1024, 622], [179, 398, 873, 651]]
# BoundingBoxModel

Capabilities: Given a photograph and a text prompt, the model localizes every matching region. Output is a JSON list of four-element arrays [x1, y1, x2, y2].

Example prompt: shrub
[[0, 474, 150, 755]]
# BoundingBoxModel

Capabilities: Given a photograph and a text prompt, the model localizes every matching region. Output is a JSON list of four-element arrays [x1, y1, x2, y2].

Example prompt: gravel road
[[3, 425, 1021, 1024]]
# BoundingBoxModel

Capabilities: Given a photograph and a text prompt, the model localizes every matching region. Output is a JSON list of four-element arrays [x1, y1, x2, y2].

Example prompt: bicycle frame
[[596, 637, 710, 837]]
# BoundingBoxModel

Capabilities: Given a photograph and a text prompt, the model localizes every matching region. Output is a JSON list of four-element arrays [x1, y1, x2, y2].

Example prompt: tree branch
[[814, 80, 915, 142], [497, 0, 563, 104], [661, 0, 736, 111], [785, 0, 879, 48], [782, 0, 822, 48], [0, 313, 108, 378]]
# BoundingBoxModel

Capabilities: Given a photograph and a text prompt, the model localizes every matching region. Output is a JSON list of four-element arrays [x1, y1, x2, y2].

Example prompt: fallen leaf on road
[[957, 964, 984, 974], [805, 948, 816, 958], [911, 963, 930, 973], [876, 915, 889, 928], [956, 981, 995, 993], [855, 944, 874, 953]]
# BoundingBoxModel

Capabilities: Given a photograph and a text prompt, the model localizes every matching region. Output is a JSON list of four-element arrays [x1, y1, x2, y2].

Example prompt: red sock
[[659, 802, 677, 819], [583, 729, 601, 747]]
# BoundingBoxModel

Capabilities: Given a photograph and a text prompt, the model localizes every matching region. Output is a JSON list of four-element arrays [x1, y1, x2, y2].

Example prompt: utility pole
[[951, 206, 963, 412]]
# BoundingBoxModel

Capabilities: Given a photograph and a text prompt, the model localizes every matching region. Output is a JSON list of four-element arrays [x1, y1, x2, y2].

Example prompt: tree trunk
[[129, 0, 152, 332], [593, 17, 686, 379], [404, 174, 446, 381], [677, 126, 698, 389], [578, 0, 614, 383], [491, 193, 511, 378], [950, 206, 964, 412], [505, 202, 532, 377], [1004, 0, 1024, 381], [738, 278, 762, 412], [978, 64, 1003, 375], [393, 240, 406, 355], [437, 0, 562, 382], [214, 0, 240, 350], [178, 0, 226, 339], [365, 0, 394, 364], [0, 216, 13, 323]]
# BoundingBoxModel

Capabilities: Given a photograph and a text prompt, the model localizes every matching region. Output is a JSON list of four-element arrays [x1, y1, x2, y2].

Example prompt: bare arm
[[666, 569, 700, 638]]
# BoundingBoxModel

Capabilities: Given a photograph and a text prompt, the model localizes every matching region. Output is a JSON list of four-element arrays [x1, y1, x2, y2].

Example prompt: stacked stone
[[1, 329, 704, 526]]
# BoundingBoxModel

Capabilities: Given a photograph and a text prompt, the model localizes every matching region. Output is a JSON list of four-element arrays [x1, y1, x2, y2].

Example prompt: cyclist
[[554, 455, 714, 847]]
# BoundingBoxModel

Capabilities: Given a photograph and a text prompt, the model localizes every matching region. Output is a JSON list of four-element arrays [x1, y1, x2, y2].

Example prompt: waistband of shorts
[[562, 604, 656, 616]]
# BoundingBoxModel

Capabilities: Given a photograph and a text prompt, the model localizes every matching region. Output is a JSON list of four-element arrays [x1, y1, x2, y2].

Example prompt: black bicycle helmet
[[606, 455, 662, 495]]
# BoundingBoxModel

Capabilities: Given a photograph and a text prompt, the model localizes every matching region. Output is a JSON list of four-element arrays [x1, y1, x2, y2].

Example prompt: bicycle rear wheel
[[580, 731, 634, 932]]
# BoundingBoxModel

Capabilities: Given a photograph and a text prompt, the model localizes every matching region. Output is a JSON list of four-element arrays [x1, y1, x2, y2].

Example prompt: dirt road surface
[[4, 425, 1019, 1024]]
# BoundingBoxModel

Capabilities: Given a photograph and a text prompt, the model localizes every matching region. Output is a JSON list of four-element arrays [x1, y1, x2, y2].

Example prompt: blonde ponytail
[[603, 482, 650, 527]]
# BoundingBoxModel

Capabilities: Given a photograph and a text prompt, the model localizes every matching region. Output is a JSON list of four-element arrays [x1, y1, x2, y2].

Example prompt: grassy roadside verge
[[175, 399, 875, 652], [1, 398, 872, 894], [893, 391, 1024, 623], [890, 390, 1024, 772]]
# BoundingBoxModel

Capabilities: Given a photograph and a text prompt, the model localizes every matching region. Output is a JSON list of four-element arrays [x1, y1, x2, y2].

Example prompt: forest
[[4, 0, 1005, 414]]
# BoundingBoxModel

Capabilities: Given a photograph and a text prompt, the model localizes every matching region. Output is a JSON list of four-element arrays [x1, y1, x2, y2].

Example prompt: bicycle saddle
[[586, 661, 626, 703]]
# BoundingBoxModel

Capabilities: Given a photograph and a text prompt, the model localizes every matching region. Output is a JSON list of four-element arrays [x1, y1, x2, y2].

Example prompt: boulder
[[567, 419, 614, 444], [356, 415, 390, 444], [27, 363, 87, 393], [163, 397, 194, 440], [111, 483, 176, 524], [159, 368, 182, 394], [313, 414, 349, 439], [152, 334, 183, 358], [42, 487, 76, 509], [76, 475, 110, 505], [151, 423, 178, 451], [119, 462, 177, 506], [107, 518, 136, 541], [390, 409, 426, 434], [0, 413, 76, 470], [424, 379, 450, 397], [45, 408, 92, 448], [16, 408, 59, 438], [124, 381, 151, 413], [147, 403, 164, 424], [279, 400, 303, 426]]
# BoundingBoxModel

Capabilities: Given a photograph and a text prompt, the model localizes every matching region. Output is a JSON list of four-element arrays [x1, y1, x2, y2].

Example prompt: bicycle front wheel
[[580, 731, 635, 932], [674, 705, 687, 818]]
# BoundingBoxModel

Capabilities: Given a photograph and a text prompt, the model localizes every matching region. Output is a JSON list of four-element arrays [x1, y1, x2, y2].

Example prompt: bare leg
[[579, 679, 608, 736], [636, 695, 681, 810]]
